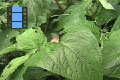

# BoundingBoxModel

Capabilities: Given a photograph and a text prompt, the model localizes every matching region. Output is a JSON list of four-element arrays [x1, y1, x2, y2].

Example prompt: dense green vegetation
[[0, 0, 120, 80]]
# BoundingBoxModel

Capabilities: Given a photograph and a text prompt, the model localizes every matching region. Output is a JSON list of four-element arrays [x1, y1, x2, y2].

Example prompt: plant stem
[[55, 0, 64, 13]]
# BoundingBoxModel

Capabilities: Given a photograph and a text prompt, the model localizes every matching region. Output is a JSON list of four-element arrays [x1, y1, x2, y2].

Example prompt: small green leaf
[[0, 29, 19, 51], [6, 65, 27, 80], [95, 6, 117, 26], [0, 55, 30, 80], [99, 0, 114, 10], [0, 44, 16, 56], [16, 28, 47, 53], [102, 30, 120, 79], [108, 0, 120, 16], [111, 16, 120, 33]]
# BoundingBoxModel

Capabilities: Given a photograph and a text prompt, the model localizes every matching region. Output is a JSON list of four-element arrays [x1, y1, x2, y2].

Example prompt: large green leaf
[[0, 55, 30, 80], [25, 29, 102, 80], [23, 0, 54, 27], [25, 1, 102, 80], [111, 16, 120, 33], [102, 30, 120, 79]]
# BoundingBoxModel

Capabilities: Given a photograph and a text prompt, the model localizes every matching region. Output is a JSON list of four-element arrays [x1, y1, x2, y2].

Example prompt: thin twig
[[55, 0, 64, 13]]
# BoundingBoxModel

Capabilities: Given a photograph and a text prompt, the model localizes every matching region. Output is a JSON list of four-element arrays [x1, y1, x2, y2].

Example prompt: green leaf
[[109, 1, 120, 16], [95, 0, 120, 26], [0, 44, 16, 56], [99, 0, 114, 10], [23, 0, 53, 27], [0, 2, 10, 15], [0, 55, 30, 80], [0, 29, 19, 51], [108, 0, 120, 2], [102, 30, 120, 79], [16, 28, 47, 53], [0, 2, 9, 9], [57, 1, 100, 42], [23, 67, 47, 80], [6, 65, 27, 80], [36, 72, 54, 80], [25, 29, 103, 80], [111, 16, 120, 33], [57, 1, 92, 30], [0, 27, 46, 56], [95, 6, 117, 26]]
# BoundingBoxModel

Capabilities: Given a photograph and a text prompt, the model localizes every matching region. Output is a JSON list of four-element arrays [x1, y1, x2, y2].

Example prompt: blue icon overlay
[[7, 7, 28, 29], [12, 22, 22, 28], [12, 13, 22, 21], [12, 7, 22, 12]]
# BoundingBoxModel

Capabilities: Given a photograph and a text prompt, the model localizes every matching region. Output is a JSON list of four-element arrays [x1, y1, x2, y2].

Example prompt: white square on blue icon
[[12, 7, 22, 12], [12, 13, 22, 21], [12, 22, 22, 28]]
